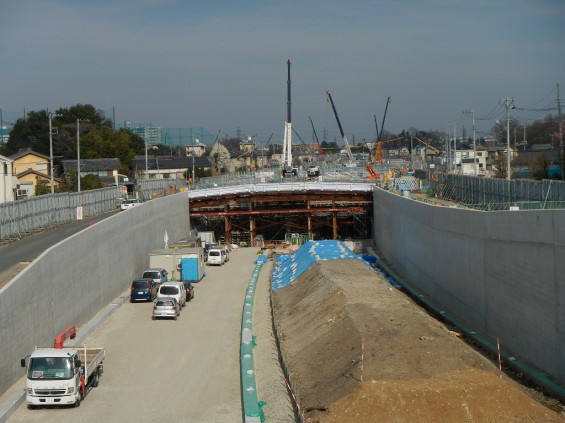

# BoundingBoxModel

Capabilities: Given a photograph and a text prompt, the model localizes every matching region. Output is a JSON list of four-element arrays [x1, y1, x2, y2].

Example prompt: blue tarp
[[271, 240, 369, 291]]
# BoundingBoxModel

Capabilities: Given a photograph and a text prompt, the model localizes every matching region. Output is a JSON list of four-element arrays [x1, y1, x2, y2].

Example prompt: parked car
[[207, 248, 225, 266], [183, 282, 195, 302], [130, 278, 158, 302], [157, 282, 186, 307], [152, 297, 180, 320], [142, 268, 168, 286], [120, 199, 141, 211]]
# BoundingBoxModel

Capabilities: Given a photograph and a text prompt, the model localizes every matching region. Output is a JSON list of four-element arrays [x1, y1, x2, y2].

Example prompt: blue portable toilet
[[177, 248, 204, 282]]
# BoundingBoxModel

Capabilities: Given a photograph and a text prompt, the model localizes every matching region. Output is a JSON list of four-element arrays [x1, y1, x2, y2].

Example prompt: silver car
[[152, 297, 180, 320]]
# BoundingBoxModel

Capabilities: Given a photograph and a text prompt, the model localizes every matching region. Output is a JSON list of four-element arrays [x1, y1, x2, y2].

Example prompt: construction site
[[270, 242, 565, 422]]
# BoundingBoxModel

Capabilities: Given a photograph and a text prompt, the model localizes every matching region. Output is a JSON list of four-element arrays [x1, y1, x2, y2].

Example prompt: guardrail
[[188, 181, 375, 200]]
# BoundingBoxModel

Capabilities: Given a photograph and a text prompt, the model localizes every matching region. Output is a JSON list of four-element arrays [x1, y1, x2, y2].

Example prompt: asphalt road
[[0, 210, 120, 284], [7, 247, 259, 423]]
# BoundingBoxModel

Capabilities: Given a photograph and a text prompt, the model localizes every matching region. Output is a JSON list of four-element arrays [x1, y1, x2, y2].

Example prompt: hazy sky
[[1, 0, 564, 146]]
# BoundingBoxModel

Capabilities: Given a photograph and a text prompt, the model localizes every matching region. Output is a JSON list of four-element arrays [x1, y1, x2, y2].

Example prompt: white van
[[207, 248, 225, 266], [157, 282, 186, 307]]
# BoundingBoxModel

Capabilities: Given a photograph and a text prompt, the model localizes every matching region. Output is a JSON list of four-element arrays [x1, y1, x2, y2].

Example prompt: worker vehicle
[[142, 268, 168, 286], [157, 282, 186, 308], [152, 297, 181, 320], [21, 326, 104, 408], [120, 198, 141, 211], [207, 248, 225, 266], [130, 278, 158, 302]]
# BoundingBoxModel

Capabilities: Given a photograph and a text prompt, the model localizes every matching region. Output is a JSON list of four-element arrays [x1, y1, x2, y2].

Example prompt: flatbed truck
[[21, 326, 105, 408]]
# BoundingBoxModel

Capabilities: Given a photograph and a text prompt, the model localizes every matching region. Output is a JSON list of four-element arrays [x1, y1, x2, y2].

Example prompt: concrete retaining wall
[[373, 188, 565, 386], [0, 192, 190, 395]]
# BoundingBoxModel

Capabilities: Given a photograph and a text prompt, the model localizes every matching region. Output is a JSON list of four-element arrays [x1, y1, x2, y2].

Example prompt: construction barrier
[[240, 260, 266, 423]]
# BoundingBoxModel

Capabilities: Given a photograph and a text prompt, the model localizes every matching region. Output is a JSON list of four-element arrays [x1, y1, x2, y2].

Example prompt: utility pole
[[504, 97, 514, 180], [49, 113, 55, 194], [77, 120, 81, 192], [557, 81, 563, 181]]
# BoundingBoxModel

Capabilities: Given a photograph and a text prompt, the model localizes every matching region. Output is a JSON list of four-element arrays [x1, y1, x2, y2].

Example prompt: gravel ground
[[253, 259, 295, 422]]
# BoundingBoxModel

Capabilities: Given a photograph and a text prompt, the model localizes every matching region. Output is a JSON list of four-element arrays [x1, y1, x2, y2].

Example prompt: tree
[[210, 143, 230, 175], [532, 152, 552, 180]]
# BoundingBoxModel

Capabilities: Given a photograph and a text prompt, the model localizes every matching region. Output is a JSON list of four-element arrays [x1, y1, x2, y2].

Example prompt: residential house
[[9, 148, 58, 198], [130, 156, 212, 181], [185, 142, 206, 158], [62, 158, 122, 187], [224, 141, 257, 173], [0, 154, 16, 203]]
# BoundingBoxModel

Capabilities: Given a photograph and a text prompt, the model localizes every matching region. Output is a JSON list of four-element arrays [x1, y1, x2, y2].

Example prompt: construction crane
[[371, 96, 391, 164], [325, 90, 355, 166], [371, 136, 405, 164], [282, 59, 295, 175], [413, 136, 442, 155], [309, 116, 324, 157]]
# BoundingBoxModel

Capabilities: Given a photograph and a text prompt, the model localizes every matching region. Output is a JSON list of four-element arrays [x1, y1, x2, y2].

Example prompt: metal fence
[[428, 173, 565, 210], [0, 179, 187, 241]]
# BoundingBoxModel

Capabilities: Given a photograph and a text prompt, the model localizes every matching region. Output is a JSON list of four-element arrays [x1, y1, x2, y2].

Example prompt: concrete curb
[[0, 290, 130, 423]]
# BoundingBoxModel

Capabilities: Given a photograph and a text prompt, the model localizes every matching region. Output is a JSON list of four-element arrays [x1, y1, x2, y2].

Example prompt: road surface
[[8, 247, 260, 423]]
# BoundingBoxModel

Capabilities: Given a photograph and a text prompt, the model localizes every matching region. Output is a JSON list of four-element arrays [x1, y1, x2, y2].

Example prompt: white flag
[[164, 230, 169, 248]]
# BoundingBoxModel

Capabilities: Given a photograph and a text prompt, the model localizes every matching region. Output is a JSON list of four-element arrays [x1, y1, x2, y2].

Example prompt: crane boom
[[325, 90, 355, 164], [309, 116, 323, 157]]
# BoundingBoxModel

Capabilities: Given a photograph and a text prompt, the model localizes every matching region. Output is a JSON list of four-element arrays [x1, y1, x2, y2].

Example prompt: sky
[[1, 0, 564, 146]]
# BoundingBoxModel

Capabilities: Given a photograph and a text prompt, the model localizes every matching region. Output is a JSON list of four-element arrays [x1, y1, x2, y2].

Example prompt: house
[[0, 154, 17, 202], [224, 141, 258, 173], [62, 158, 122, 187], [185, 142, 206, 158], [8, 148, 59, 198], [130, 156, 212, 181]]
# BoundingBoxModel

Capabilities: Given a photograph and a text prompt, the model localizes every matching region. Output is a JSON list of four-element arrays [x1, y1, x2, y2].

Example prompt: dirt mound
[[272, 259, 565, 422]]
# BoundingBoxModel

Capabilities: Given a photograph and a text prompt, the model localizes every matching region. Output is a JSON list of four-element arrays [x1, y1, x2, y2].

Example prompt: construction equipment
[[371, 136, 405, 164], [309, 116, 324, 157], [21, 326, 105, 408], [326, 90, 355, 166], [371, 97, 391, 163], [282, 59, 294, 175], [414, 136, 442, 155]]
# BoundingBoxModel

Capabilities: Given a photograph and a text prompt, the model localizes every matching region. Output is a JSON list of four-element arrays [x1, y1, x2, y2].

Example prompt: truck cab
[[21, 326, 104, 408]]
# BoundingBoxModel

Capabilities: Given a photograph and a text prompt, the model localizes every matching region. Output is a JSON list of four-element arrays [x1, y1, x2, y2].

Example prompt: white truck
[[20, 326, 105, 408]]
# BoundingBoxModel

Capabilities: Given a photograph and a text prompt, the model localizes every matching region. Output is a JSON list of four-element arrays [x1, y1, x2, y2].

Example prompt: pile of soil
[[272, 259, 565, 422]]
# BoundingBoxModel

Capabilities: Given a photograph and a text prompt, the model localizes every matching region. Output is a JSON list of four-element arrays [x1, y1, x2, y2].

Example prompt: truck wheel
[[92, 369, 100, 387], [74, 396, 81, 408], [27, 404, 36, 410]]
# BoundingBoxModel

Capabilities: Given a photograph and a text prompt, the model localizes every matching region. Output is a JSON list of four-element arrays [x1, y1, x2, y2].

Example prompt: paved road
[[7, 247, 260, 423], [0, 210, 120, 284]]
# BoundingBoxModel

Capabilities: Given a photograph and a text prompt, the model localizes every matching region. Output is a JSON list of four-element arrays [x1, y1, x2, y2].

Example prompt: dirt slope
[[272, 259, 565, 422]]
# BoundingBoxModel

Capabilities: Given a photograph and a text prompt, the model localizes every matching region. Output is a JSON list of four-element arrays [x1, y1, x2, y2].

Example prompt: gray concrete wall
[[0, 192, 190, 394], [373, 188, 565, 386]]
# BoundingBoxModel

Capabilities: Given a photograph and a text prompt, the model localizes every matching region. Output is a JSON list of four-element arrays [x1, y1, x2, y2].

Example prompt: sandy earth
[[272, 259, 565, 423]]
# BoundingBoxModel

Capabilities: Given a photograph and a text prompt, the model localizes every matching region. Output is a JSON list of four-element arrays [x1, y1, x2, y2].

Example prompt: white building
[[0, 155, 17, 203]]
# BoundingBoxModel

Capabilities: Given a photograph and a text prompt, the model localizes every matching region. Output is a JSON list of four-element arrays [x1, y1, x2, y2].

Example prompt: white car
[[120, 199, 141, 211]]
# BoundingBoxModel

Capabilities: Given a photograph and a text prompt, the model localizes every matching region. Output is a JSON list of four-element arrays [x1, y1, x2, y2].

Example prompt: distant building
[[125, 123, 162, 146], [62, 158, 122, 187], [130, 156, 212, 180], [0, 155, 16, 202], [8, 148, 60, 199]]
